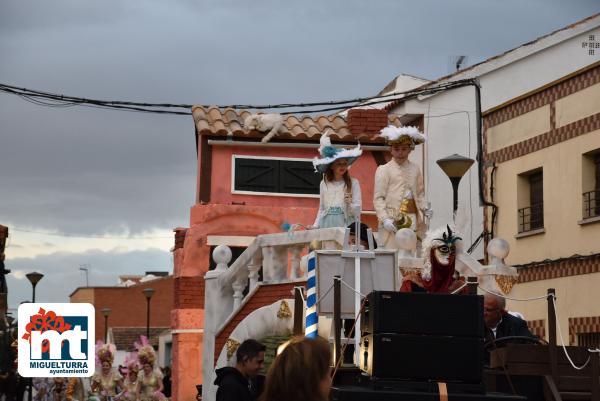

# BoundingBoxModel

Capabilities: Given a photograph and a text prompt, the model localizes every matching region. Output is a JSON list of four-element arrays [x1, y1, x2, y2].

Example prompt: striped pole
[[305, 252, 318, 337]]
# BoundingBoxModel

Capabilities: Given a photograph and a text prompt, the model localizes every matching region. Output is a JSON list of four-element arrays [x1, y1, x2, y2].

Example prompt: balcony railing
[[583, 190, 600, 219], [518, 203, 544, 233]]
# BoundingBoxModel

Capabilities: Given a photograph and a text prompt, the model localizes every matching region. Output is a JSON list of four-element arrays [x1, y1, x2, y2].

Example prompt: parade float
[[186, 106, 600, 401]]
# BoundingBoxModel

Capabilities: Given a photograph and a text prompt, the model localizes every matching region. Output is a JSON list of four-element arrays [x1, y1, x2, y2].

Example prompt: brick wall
[[569, 315, 600, 345], [527, 319, 546, 340], [484, 64, 600, 164], [174, 276, 204, 309], [174, 228, 187, 250], [517, 254, 600, 283], [347, 109, 388, 137], [72, 276, 174, 342]]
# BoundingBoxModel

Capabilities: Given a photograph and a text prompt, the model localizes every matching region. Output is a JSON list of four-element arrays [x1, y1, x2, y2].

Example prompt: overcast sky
[[1, 0, 599, 310]]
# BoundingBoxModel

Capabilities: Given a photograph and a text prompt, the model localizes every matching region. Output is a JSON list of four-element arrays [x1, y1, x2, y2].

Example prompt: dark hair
[[325, 161, 352, 193], [236, 339, 266, 364], [261, 336, 331, 401], [347, 222, 376, 249]]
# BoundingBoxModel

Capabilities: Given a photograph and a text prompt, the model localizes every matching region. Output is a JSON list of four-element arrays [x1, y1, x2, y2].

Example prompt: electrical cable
[[0, 79, 477, 117]]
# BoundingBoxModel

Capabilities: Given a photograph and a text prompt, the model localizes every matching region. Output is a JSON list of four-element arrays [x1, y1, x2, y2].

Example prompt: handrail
[[216, 227, 346, 289], [518, 202, 544, 233]]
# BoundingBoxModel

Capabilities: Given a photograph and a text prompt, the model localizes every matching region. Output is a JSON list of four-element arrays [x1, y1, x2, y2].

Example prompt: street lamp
[[25, 271, 43, 401], [436, 154, 475, 215], [142, 288, 155, 339], [101, 308, 111, 343], [25, 272, 44, 303]]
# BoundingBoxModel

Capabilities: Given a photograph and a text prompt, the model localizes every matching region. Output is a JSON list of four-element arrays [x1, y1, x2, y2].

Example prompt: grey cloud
[[5, 248, 172, 310], [1, 0, 599, 238]]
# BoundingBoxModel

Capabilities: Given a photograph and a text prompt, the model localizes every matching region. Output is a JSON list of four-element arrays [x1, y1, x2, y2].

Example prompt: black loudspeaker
[[361, 291, 484, 337], [331, 385, 526, 401], [359, 333, 484, 383]]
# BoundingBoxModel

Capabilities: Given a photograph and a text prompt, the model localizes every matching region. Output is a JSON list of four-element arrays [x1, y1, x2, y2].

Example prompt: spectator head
[[235, 339, 266, 378], [261, 336, 331, 401], [484, 294, 506, 329], [347, 222, 376, 249]]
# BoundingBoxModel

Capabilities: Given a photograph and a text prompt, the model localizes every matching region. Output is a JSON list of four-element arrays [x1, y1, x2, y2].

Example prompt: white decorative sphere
[[487, 238, 509, 260], [213, 245, 232, 265], [395, 228, 417, 251]]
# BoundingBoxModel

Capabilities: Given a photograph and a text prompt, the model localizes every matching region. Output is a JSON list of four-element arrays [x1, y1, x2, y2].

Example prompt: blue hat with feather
[[312, 131, 362, 174]]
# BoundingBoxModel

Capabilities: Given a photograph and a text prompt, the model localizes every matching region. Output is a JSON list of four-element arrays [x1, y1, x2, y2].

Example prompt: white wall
[[478, 27, 600, 111], [389, 23, 600, 259], [394, 85, 483, 257]]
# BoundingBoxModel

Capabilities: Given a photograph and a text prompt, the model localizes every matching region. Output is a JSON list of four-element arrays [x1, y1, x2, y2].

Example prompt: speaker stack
[[359, 291, 484, 384]]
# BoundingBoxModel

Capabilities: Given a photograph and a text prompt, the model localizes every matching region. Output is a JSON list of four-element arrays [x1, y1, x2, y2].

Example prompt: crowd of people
[[215, 337, 331, 401], [0, 336, 172, 401]]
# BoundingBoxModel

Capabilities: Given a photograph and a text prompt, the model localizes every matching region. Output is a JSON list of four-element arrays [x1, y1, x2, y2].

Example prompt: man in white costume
[[373, 125, 431, 250]]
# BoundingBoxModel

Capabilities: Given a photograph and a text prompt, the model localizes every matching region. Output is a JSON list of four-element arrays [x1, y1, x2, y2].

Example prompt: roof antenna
[[448, 55, 469, 73]]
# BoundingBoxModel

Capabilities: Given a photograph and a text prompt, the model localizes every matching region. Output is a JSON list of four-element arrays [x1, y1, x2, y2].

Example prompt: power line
[[0, 79, 477, 116]]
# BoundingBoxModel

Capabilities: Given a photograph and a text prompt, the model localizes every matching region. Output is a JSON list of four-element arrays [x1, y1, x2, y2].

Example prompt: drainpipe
[[472, 79, 498, 245]]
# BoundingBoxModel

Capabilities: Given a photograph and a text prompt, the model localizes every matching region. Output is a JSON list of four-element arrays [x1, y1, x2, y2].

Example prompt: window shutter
[[234, 158, 278, 192], [529, 172, 543, 229], [279, 161, 321, 195], [594, 153, 600, 190]]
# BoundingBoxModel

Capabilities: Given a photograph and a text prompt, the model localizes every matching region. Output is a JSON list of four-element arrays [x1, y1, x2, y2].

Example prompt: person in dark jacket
[[214, 339, 265, 401], [484, 294, 535, 343]]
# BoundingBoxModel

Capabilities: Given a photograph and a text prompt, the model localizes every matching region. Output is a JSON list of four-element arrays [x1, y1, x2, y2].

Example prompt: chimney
[[173, 228, 187, 250], [347, 108, 389, 137]]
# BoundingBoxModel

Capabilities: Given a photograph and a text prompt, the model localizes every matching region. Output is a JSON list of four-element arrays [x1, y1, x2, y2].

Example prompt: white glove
[[383, 218, 397, 233]]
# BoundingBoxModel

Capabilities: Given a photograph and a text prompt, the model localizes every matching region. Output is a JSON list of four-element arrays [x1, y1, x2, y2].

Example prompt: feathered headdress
[[95, 340, 116, 366], [421, 225, 462, 280], [379, 125, 425, 148], [135, 336, 156, 367], [124, 352, 140, 374], [312, 130, 362, 173]]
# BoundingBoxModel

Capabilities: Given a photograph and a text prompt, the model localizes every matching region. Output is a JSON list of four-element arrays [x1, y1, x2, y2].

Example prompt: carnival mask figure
[[422, 225, 462, 293]]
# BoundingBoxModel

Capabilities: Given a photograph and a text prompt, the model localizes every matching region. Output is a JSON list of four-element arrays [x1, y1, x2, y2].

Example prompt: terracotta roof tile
[[191, 106, 401, 144]]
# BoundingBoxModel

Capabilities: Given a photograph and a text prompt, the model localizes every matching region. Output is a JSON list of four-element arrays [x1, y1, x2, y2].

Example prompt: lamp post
[[25, 271, 43, 401], [79, 265, 90, 287], [101, 308, 111, 343], [142, 288, 155, 339], [436, 154, 475, 215], [25, 272, 44, 303]]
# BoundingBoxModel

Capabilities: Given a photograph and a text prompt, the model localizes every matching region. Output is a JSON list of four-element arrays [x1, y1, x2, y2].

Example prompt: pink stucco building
[[170, 107, 423, 401]]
